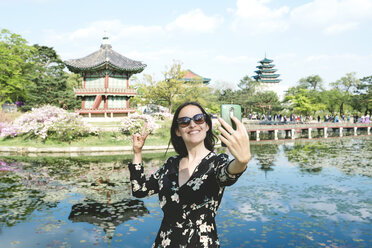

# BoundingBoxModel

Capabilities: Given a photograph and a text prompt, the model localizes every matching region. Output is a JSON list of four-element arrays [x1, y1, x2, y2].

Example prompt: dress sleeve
[[128, 160, 165, 198], [214, 153, 246, 187]]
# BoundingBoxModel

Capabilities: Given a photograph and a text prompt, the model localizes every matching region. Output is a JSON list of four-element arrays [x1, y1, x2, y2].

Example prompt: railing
[[245, 122, 371, 131], [76, 108, 136, 114], [74, 88, 136, 95]]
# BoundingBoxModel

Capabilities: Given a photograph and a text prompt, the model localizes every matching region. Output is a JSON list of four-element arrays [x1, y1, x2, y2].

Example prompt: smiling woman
[[128, 101, 251, 247]]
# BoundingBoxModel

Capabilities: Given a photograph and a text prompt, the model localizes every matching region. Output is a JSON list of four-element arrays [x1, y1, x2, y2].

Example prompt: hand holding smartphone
[[220, 104, 242, 147]]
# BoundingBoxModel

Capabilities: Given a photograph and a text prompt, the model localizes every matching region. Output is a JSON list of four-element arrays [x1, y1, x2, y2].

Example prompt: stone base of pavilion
[[76, 108, 136, 119]]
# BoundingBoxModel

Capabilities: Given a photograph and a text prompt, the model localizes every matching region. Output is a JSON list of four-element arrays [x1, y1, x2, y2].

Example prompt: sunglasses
[[177, 113, 206, 128]]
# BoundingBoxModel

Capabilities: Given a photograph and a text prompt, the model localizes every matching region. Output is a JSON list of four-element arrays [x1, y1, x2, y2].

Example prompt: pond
[[0, 137, 371, 248]]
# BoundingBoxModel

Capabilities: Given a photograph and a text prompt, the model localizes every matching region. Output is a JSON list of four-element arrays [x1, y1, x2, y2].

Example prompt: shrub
[[120, 114, 159, 136], [151, 112, 173, 121], [0, 105, 99, 142]]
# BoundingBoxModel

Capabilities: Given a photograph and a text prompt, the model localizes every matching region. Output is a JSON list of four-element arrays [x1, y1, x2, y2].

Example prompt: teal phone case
[[220, 104, 242, 146]]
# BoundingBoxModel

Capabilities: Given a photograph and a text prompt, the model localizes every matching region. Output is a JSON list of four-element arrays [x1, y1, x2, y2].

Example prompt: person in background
[[129, 102, 251, 247]]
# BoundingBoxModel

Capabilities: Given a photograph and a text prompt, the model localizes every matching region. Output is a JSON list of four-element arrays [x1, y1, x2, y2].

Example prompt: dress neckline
[[177, 151, 214, 188]]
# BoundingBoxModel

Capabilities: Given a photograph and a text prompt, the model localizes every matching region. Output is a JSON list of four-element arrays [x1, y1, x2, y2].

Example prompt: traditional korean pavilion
[[65, 36, 146, 118], [183, 69, 211, 84], [253, 57, 281, 83]]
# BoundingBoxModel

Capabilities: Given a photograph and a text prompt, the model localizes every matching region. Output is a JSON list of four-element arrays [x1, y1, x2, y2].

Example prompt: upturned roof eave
[[65, 61, 146, 73]]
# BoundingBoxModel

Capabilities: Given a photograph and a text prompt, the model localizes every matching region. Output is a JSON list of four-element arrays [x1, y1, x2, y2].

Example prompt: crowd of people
[[248, 113, 371, 124]]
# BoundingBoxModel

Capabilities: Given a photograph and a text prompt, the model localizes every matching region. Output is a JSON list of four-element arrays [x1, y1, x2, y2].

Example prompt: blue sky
[[1, 0, 371, 95]]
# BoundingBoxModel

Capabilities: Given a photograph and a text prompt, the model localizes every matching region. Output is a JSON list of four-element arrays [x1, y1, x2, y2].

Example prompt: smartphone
[[220, 104, 242, 146]]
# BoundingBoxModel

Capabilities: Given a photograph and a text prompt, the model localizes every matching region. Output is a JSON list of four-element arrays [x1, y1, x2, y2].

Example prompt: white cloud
[[323, 22, 359, 35], [166, 9, 223, 33], [232, 0, 372, 35], [290, 0, 372, 35], [215, 55, 256, 64], [235, 0, 289, 19], [43, 20, 163, 46], [232, 0, 290, 34]]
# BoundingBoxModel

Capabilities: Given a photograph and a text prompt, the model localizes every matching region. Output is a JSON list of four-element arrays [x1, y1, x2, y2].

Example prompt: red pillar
[[104, 96, 108, 110], [105, 73, 109, 88]]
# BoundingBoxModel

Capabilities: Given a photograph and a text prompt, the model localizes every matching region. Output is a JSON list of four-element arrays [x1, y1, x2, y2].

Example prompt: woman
[[129, 102, 251, 247]]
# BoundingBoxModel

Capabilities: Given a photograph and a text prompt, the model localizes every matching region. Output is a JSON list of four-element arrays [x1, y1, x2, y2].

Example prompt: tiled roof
[[65, 44, 146, 73], [259, 57, 273, 63], [182, 69, 211, 84]]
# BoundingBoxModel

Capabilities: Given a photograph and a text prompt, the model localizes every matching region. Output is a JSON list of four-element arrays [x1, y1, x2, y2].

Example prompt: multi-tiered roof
[[253, 57, 281, 83], [65, 36, 146, 74]]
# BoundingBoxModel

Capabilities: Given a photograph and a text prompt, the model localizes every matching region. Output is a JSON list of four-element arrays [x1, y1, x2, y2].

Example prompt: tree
[[0, 29, 34, 105], [298, 75, 324, 91], [21, 45, 79, 111], [252, 91, 281, 115], [329, 72, 360, 114], [285, 88, 325, 116], [134, 61, 188, 112], [236, 76, 261, 116], [354, 75, 372, 115]]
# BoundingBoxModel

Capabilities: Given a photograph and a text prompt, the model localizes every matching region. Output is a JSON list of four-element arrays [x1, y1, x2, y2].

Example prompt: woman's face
[[175, 105, 209, 146]]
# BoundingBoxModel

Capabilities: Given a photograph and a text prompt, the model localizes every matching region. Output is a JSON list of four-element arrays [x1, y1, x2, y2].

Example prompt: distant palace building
[[65, 36, 146, 118], [182, 69, 211, 84], [253, 56, 282, 95], [253, 57, 281, 83]]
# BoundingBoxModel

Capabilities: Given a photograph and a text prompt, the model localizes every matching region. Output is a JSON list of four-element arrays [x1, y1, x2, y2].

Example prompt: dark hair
[[169, 102, 217, 157]]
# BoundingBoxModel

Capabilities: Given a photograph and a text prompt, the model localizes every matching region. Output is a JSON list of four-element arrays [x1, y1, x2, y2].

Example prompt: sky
[[1, 0, 371, 96]]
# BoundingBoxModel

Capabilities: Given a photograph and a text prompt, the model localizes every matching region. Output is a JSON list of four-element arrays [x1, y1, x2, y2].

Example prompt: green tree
[[329, 72, 360, 114], [134, 61, 186, 112], [353, 75, 372, 115], [285, 88, 325, 115], [252, 91, 281, 115], [298, 75, 324, 91], [22, 45, 79, 111], [236, 76, 261, 116], [0, 29, 35, 105]]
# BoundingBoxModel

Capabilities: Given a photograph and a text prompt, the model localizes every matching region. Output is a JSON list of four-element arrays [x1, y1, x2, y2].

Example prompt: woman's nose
[[189, 119, 197, 127]]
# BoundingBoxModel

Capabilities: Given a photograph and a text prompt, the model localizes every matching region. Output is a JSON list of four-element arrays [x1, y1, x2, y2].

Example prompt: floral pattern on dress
[[128, 152, 245, 248]]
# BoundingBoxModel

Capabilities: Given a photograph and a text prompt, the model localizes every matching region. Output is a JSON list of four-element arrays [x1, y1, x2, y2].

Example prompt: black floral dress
[[128, 152, 245, 248]]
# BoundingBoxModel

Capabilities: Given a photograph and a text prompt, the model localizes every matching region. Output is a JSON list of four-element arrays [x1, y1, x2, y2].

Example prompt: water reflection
[[0, 138, 371, 247], [69, 199, 149, 240]]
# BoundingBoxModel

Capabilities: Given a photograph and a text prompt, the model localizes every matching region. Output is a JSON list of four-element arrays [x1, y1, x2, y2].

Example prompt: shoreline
[[0, 135, 371, 157]]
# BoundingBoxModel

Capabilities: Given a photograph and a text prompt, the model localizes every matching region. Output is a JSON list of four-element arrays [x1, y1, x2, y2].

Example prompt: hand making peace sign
[[132, 122, 150, 154]]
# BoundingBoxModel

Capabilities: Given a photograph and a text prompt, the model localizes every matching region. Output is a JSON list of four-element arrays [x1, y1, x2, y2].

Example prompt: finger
[[218, 134, 231, 147], [218, 117, 234, 134], [143, 131, 150, 140], [218, 126, 233, 139], [230, 115, 244, 131], [141, 122, 148, 136]]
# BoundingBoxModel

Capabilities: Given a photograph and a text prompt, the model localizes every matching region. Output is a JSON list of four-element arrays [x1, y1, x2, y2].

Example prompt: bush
[[0, 105, 98, 142], [151, 112, 173, 121], [120, 114, 159, 136]]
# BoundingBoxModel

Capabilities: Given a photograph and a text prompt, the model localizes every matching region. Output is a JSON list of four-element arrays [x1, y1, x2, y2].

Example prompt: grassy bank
[[0, 121, 171, 148]]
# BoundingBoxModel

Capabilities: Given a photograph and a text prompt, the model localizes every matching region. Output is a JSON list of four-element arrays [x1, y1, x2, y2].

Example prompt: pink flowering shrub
[[0, 105, 99, 142], [120, 114, 159, 135]]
